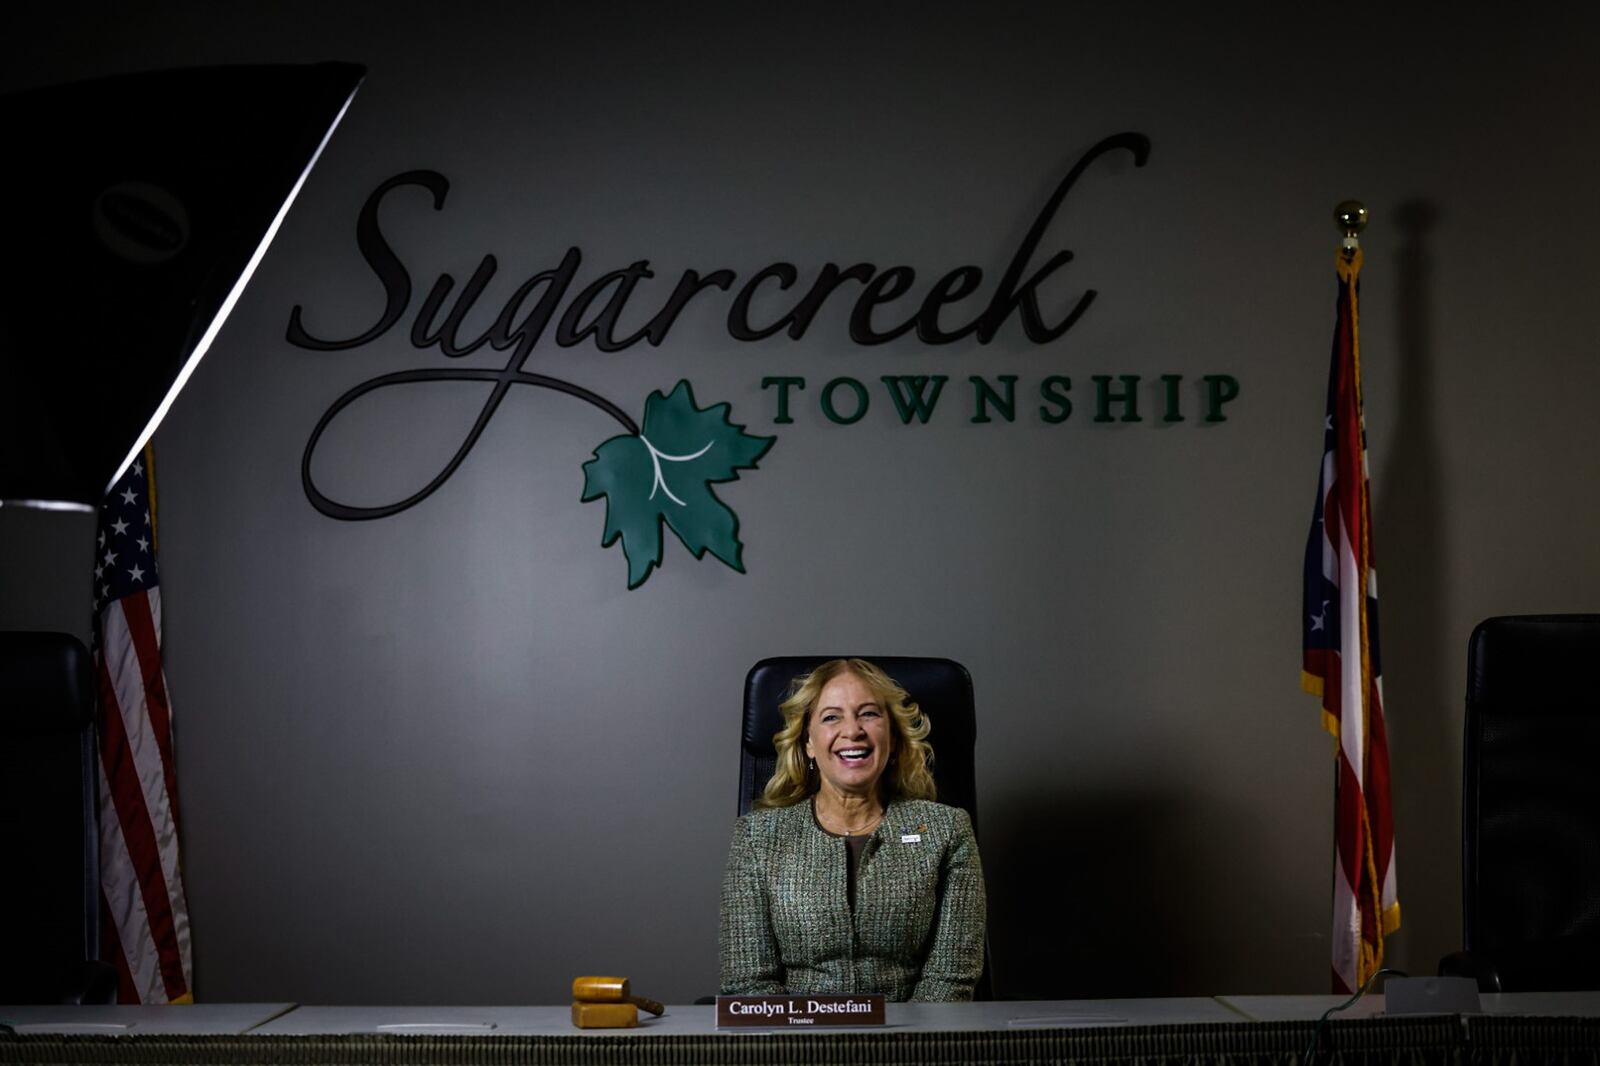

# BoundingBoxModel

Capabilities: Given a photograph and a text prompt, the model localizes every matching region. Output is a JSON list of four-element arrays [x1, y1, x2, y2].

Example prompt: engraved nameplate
[[716, 993, 886, 1027]]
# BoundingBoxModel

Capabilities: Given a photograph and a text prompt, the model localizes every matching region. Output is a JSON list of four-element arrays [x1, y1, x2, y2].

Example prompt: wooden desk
[[0, 1003, 292, 1035], [5, 997, 1600, 1064], [1218, 990, 1600, 1021], [248, 996, 1242, 1035]]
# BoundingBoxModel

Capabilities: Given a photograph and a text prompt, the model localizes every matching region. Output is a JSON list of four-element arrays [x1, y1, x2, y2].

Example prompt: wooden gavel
[[571, 976, 665, 1028]]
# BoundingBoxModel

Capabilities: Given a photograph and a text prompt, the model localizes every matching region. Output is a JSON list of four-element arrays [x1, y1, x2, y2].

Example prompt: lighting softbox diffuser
[[0, 62, 364, 508]]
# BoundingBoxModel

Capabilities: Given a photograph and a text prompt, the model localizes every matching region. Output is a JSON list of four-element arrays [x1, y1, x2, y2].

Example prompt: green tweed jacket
[[719, 797, 986, 1002]]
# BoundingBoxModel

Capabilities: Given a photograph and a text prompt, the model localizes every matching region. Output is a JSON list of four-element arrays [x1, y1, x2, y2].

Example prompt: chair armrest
[[1438, 950, 1502, 993], [60, 960, 119, 1005]]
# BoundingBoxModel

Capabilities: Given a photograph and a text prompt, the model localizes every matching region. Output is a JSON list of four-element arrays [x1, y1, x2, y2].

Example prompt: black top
[[811, 799, 876, 910]]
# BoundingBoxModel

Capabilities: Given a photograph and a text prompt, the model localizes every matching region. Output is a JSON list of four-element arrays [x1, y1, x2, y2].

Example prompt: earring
[[808, 758, 815, 773]]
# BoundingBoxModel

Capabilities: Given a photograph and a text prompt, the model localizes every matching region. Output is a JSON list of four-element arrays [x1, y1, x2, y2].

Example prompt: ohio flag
[[1301, 247, 1400, 994]]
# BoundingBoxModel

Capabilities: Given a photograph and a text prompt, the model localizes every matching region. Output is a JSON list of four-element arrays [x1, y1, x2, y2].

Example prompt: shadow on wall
[[981, 787, 1262, 999], [1374, 198, 1458, 977]]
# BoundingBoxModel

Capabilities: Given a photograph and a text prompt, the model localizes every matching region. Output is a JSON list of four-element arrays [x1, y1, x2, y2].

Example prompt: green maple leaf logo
[[581, 380, 775, 589]]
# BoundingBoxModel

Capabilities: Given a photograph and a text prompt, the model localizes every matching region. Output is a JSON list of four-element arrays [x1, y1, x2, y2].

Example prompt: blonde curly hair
[[755, 658, 936, 809]]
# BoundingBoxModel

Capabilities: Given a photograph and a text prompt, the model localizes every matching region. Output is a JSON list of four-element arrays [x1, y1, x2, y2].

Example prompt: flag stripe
[[1318, 457, 1337, 582], [122, 589, 179, 797], [1331, 849, 1360, 993], [96, 733, 173, 1003], [101, 601, 190, 957], [1369, 676, 1399, 933], [1337, 535, 1365, 774], [100, 894, 138, 1004], [97, 649, 188, 1001], [102, 603, 177, 849], [120, 589, 181, 828]]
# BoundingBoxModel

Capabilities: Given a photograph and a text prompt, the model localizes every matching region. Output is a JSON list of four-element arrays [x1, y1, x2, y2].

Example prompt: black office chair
[[0, 631, 118, 1004], [739, 656, 991, 998], [1440, 615, 1600, 992]]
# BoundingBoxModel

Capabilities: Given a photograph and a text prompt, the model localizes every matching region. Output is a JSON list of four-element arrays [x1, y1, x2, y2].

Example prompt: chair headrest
[[0, 631, 95, 735], [743, 656, 974, 755]]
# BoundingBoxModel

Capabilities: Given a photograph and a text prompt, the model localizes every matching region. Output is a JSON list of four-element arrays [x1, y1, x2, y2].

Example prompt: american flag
[[1301, 247, 1400, 995], [93, 448, 193, 1003]]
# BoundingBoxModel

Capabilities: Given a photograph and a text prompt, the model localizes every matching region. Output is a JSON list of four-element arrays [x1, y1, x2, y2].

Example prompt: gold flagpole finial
[[1335, 200, 1368, 256]]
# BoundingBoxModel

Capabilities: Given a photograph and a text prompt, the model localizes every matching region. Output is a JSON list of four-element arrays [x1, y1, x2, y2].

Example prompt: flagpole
[[1339, 197, 1372, 992], [1331, 198, 1368, 993], [1310, 196, 1400, 993]]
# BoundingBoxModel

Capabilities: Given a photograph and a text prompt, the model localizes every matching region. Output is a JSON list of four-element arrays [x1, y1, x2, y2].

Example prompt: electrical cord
[[1302, 967, 1407, 1064]]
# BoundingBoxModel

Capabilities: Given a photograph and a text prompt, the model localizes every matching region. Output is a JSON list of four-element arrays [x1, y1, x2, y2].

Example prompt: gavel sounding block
[[571, 1001, 638, 1029]]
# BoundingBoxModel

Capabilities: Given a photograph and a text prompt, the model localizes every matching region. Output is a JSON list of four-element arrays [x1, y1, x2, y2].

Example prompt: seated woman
[[719, 658, 986, 1001]]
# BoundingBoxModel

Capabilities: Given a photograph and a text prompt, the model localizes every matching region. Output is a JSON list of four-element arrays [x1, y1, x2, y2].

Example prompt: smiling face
[[804, 670, 895, 801]]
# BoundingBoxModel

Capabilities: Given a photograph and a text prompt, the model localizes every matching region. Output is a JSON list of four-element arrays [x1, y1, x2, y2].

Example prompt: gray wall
[[5, 2, 1599, 1003]]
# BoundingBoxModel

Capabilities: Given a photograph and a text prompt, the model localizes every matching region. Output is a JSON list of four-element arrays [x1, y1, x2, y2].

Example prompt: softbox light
[[0, 62, 364, 509]]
